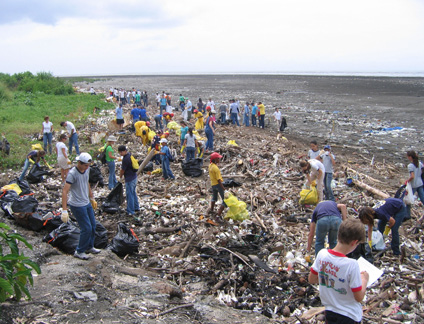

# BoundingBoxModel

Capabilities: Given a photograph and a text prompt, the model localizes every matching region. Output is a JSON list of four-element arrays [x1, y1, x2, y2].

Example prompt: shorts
[[116, 118, 124, 125], [212, 184, 227, 207], [58, 156, 71, 170]]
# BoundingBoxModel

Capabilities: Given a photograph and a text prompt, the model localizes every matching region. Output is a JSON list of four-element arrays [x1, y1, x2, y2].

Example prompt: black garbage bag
[[102, 182, 124, 214], [7, 178, 32, 196], [12, 211, 44, 231], [347, 242, 374, 264], [94, 222, 109, 249], [89, 163, 104, 187], [181, 158, 203, 177], [143, 161, 154, 172], [394, 184, 407, 199], [43, 222, 80, 254], [222, 179, 242, 188], [107, 223, 139, 256], [11, 195, 38, 214], [43, 214, 64, 232], [0, 189, 19, 204], [26, 164, 50, 184]]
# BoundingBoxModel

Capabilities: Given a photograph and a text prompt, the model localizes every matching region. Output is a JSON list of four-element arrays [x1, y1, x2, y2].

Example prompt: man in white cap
[[62, 153, 99, 260]]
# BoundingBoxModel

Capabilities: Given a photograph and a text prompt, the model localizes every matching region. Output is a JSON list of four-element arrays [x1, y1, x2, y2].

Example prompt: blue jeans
[[69, 203, 96, 254], [160, 105, 166, 115], [378, 204, 407, 255], [162, 157, 175, 179], [186, 147, 195, 162], [251, 115, 257, 126], [43, 132, 52, 154], [231, 113, 240, 126], [315, 215, 342, 256], [69, 132, 80, 155], [259, 115, 265, 129], [324, 173, 335, 201], [154, 116, 163, 130], [221, 112, 226, 124], [107, 160, 117, 190], [125, 177, 139, 215], [407, 186, 424, 218], [205, 127, 214, 150], [19, 158, 31, 181], [243, 115, 250, 126]]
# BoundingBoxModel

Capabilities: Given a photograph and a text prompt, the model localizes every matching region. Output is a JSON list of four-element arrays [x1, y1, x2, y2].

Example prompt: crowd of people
[[16, 87, 424, 324]]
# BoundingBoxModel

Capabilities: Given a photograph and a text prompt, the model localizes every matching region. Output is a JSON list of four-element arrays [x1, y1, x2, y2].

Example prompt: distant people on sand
[[229, 99, 240, 126], [219, 100, 228, 124], [205, 110, 217, 152], [258, 102, 265, 129], [273, 108, 281, 128], [243, 102, 250, 126], [251, 102, 258, 127]]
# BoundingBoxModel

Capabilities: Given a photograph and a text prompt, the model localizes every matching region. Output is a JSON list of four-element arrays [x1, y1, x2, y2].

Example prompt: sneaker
[[74, 251, 89, 260], [86, 247, 101, 254]]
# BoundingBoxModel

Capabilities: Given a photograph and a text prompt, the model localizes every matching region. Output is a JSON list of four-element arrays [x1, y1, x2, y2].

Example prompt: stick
[[179, 234, 197, 258], [154, 303, 194, 318], [136, 149, 156, 175], [353, 179, 390, 199]]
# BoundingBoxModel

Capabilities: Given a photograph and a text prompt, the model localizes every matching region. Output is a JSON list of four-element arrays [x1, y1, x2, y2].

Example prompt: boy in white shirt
[[309, 219, 369, 324], [273, 108, 281, 128]]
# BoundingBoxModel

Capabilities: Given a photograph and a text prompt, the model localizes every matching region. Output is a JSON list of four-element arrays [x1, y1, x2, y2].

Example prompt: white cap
[[210, 110, 216, 114], [76, 153, 92, 163], [160, 138, 168, 144]]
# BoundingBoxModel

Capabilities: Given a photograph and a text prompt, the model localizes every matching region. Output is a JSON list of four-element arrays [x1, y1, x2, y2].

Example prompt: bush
[[0, 223, 41, 302], [0, 82, 12, 102]]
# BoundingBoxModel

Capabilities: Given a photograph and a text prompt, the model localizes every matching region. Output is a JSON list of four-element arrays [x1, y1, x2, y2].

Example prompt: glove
[[197, 147, 200, 154], [384, 226, 391, 236], [29, 158, 35, 164], [368, 240, 372, 249], [46, 162, 53, 170], [90, 199, 97, 210], [180, 145, 186, 153], [305, 255, 312, 264], [117, 157, 122, 162], [61, 210, 69, 223], [67, 159, 72, 165]]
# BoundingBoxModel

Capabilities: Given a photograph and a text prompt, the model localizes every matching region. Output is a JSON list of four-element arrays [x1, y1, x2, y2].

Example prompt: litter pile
[[1, 96, 424, 323]]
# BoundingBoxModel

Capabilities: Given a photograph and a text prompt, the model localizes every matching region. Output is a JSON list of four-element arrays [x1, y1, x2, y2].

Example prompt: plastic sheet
[[224, 193, 249, 221]]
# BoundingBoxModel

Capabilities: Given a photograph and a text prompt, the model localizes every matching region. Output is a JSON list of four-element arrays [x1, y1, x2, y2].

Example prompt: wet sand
[[79, 75, 424, 162]]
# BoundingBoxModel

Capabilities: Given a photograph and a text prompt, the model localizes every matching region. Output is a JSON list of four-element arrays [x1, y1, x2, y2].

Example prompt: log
[[136, 148, 156, 175], [353, 179, 390, 199], [143, 227, 182, 235]]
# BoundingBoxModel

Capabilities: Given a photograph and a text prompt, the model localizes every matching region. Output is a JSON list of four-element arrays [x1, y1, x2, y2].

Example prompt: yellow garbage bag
[[167, 121, 180, 131], [224, 193, 249, 221], [299, 185, 318, 205], [227, 140, 238, 146], [31, 143, 43, 151], [1, 183, 22, 195]]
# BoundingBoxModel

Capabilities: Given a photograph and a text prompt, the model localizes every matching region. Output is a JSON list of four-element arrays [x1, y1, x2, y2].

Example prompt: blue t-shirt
[[374, 198, 404, 221], [180, 126, 188, 140], [131, 108, 139, 120], [116, 106, 123, 119], [139, 108, 147, 119], [160, 98, 167, 105], [161, 145, 171, 162], [251, 105, 258, 115], [311, 201, 341, 223], [121, 153, 137, 182]]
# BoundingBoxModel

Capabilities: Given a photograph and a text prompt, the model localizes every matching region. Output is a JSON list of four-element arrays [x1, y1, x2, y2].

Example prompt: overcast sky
[[1, 0, 423, 76]]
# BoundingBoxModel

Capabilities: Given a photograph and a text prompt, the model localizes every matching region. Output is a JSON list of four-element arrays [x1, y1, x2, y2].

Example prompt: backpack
[[130, 155, 139, 172], [97, 145, 109, 165]]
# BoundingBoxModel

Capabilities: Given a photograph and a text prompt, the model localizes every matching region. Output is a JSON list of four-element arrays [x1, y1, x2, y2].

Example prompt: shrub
[[0, 82, 12, 102], [0, 223, 41, 302]]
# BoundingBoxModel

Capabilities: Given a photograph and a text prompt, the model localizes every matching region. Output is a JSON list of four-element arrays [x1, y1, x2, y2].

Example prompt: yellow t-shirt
[[209, 163, 222, 186], [258, 104, 265, 115]]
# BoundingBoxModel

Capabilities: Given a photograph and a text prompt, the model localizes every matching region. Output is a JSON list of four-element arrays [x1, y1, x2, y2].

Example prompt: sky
[[1, 0, 424, 76]]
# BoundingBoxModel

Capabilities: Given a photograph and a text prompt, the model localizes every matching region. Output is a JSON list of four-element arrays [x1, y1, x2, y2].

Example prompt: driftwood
[[353, 179, 390, 199], [136, 148, 156, 175], [143, 227, 182, 235]]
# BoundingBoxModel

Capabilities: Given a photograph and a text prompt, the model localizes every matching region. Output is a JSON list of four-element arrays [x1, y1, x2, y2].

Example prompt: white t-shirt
[[408, 161, 423, 188], [207, 100, 215, 109], [56, 142, 68, 159], [43, 121, 53, 133], [311, 249, 363, 322], [65, 121, 76, 135], [309, 159, 325, 174], [273, 111, 281, 121], [308, 149, 320, 160], [320, 152, 336, 173]]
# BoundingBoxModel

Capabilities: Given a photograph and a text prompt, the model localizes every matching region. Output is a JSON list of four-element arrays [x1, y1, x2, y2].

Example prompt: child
[[309, 219, 369, 323], [320, 145, 336, 201], [207, 152, 227, 218], [359, 198, 407, 255], [307, 140, 320, 160], [179, 121, 188, 147], [157, 139, 175, 180]]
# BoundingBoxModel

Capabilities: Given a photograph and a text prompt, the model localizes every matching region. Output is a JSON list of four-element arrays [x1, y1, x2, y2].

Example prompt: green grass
[[60, 77, 105, 83], [0, 92, 114, 169]]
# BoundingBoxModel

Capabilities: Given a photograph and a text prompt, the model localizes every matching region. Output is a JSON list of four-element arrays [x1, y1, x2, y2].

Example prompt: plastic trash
[[107, 223, 139, 256], [299, 185, 318, 205], [223, 193, 249, 221]]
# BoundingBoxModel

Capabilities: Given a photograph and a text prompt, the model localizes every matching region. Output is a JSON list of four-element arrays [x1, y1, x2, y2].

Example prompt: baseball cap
[[210, 152, 222, 160], [160, 138, 168, 143], [76, 153, 92, 164], [324, 145, 331, 150]]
